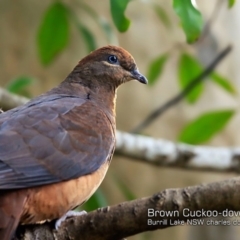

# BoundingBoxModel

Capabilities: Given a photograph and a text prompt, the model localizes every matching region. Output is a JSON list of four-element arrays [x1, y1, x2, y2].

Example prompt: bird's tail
[[0, 190, 26, 240]]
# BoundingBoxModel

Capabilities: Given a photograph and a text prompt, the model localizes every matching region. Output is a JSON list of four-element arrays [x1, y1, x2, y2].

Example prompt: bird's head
[[75, 45, 148, 89]]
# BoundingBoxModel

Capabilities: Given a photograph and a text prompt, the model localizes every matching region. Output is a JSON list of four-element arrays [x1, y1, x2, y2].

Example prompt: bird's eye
[[108, 55, 118, 64]]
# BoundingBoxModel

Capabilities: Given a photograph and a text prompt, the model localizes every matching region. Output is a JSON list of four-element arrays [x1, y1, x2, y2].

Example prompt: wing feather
[[0, 95, 115, 189]]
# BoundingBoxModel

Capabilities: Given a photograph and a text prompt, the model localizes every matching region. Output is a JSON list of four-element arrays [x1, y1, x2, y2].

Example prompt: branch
[[16, 177, 240, 240], [131, 45, 232, 134], [116, 131, 240, 173], [0, 88, 29, 110]]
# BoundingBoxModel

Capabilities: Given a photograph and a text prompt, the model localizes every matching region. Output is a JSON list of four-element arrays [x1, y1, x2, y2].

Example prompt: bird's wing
[[0, 95, 115, 189]]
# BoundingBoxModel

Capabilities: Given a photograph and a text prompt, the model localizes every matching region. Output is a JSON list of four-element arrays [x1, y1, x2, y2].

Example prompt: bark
[[116, 131, 240, 173], [15, 177, 240, 240]]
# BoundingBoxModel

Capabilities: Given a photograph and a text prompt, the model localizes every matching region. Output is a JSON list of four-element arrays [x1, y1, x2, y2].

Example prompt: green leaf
[[211, 72, 237, 95], [228, 0, 235, 8], [37, 2, 70, 65], [6, 76, 34, 97], [173, 0, 203, 43], [110, 0, 131, 32], [147, 54, 168, 85], [79, 189, 108, 212], [178, 110, 234, 144], [154, 5, 171, 28], [78, 25, 96, 52], [178, 53, 203, 103]]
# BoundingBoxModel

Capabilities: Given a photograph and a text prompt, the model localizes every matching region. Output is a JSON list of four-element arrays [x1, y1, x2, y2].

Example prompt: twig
[[131, 45, 232, 134], [200, 0, 224, 41], [0, 88, 29, 110]]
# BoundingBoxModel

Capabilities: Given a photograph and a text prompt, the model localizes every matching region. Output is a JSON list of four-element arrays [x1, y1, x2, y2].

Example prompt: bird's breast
[[20, 160, 110, 224]]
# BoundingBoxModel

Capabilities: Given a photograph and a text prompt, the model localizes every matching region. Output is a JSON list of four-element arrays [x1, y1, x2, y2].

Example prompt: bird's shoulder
[[0, 93, 115, 189]]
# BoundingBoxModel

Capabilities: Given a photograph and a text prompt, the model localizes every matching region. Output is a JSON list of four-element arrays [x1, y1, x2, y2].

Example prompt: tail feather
[[0, 190, 26, 240]]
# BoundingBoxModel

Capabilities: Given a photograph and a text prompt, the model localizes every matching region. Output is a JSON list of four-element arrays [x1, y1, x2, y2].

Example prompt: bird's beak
[[131, 69, 148, 84]]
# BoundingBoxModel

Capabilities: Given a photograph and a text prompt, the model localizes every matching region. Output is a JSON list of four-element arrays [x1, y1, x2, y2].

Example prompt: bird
[[0, 45, 147, 240]]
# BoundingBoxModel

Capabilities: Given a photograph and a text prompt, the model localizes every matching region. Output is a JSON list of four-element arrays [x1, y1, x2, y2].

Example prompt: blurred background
[[1, 0, 240, 239]]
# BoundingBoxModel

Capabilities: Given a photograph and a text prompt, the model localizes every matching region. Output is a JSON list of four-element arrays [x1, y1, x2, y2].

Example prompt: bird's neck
[[89, 86, 117, 128], [88, 85, 117, 116]]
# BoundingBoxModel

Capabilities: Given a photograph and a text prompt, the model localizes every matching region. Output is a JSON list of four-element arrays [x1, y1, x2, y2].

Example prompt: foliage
[[37, 1, 115, 66], [178, 53, 204, 103], [110, 0, 131, 32], [6, 76, 35, 98], [3, 0, 238, 220], [173, 0, 203, 43], [147, 54, 169, 85], [178, 110, 235, 144], [37, 2, 70, 65], [211, 72, 237, 94], [228, 0, 235, 8]]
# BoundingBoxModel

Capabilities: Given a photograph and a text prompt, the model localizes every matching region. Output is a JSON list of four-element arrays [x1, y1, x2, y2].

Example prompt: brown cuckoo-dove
[[0, 45, 147, 239]]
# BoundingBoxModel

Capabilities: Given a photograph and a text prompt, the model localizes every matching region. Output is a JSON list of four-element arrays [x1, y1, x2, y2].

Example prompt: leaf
[[178, 53, 203, 103], [6, 76, 34, 97], [211, 72, 237, 95], [78, 25, 96, 52], [228, 0, 235, 8], [173, 0, 203, 43], [79, 189, 108, 212], [147, 54, 168, 85], [110, 0, 131, 32], [37, 2, 70, 65], [178, 110, 235, 144], [154, 5, 171, 28]]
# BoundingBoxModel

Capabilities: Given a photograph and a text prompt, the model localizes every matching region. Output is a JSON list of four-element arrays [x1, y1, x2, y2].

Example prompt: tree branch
[[0, 87, 29, 110], [116, 131, 240, 173], [16, 177, 240, 240]]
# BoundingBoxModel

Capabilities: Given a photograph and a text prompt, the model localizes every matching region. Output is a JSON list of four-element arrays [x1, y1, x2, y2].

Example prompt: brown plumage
[[0, 45, 147, 239]]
